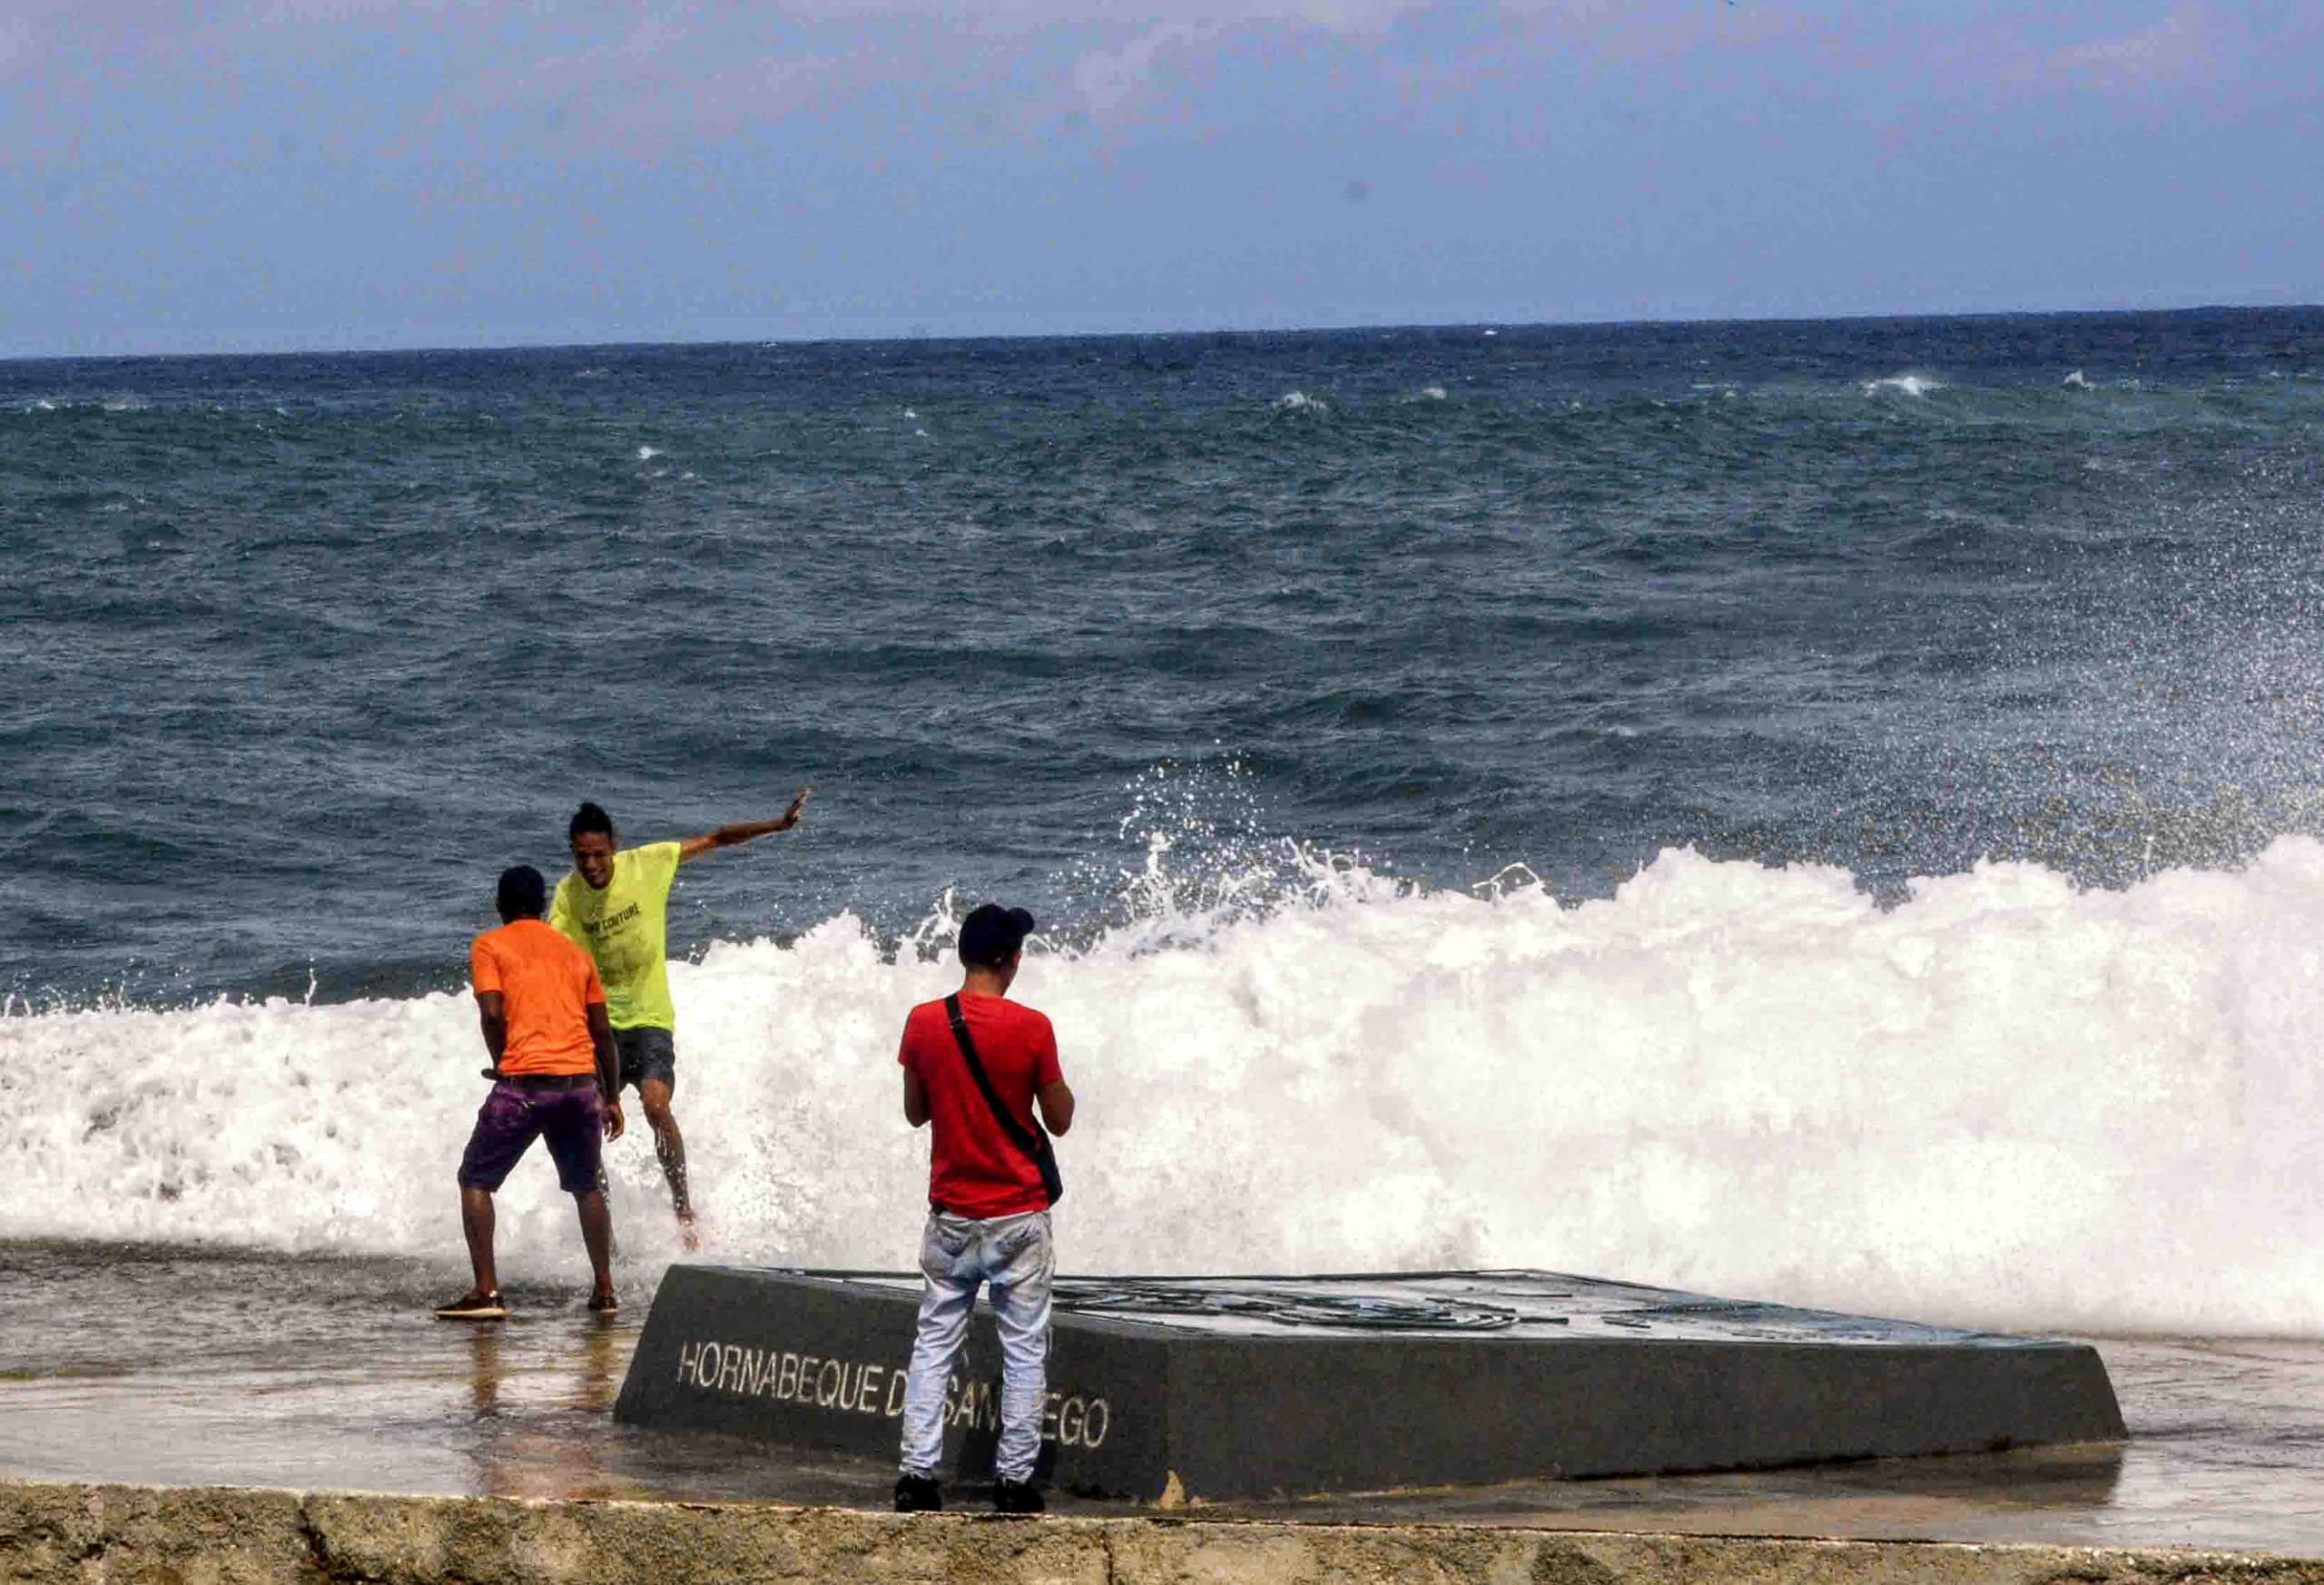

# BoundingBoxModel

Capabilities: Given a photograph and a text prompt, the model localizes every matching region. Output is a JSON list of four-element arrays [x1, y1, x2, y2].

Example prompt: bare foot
[[679, 1212, 702, 1253]]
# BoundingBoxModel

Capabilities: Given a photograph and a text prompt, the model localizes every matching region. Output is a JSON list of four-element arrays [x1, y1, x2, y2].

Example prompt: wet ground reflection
[[3, 1245, 2322, 1551]]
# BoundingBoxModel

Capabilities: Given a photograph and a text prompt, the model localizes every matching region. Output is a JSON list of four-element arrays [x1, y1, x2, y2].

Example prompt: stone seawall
[[4, 1481, 2319, 1585]]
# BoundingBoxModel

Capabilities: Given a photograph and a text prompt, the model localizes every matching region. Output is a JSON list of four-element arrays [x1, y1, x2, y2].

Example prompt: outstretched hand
[[685, 787, 818, 861], [777, 784, 813, 831]]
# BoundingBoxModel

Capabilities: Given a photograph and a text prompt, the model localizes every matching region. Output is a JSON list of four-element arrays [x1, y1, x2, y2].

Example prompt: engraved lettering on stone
[[673, 1339, 1116, 1452]]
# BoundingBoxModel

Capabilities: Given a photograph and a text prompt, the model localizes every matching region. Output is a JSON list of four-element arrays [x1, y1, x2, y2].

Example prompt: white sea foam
[[2063, 369, 2093, 390], [13, 842, 2324, 1335], [636, 445, 661, 461], [1416, 386, 1449, 401], [1862, 374, 1941, 398], [1274, 391, 1329, 413]]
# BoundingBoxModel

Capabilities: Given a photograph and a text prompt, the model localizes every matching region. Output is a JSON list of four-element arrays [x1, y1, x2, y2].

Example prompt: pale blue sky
[[3, 1, 2317, 354]]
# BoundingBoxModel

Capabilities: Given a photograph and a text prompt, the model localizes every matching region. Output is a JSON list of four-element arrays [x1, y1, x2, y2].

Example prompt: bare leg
[[459, 1186, 499, 1296], [638, 1078, 697, 1246], [574, 1190, 616, 1300], [594, 1160, 621, 1261]]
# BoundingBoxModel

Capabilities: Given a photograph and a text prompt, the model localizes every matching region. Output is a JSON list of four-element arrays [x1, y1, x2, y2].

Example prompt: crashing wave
[[15, 840, 2324, 1336]]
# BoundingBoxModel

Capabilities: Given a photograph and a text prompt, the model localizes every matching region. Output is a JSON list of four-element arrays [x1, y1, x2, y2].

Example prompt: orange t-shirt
[[470, 918, 606, 1078]]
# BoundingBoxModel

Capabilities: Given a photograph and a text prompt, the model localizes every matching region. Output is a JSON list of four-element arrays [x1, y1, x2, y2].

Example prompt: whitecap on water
[[1862, 374, 1941, 398]]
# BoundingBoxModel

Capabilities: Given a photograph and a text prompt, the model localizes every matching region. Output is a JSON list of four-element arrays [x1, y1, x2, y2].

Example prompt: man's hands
[[603, 1097, 626, 1142], [775, 785, 812, 831]]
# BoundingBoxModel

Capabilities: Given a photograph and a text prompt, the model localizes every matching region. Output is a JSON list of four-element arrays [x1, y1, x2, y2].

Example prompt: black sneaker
[[992, 1480, 1045, 1516], [893, 1473, 942, 1513], [434, 1290, 507, 1321]]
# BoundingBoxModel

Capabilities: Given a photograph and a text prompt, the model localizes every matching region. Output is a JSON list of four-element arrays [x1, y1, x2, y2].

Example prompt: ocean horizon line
[[8, 295, 2323, 368]]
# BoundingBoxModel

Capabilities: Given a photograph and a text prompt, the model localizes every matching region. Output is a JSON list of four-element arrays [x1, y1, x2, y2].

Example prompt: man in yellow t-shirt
[[550, 791, 809, 1246]]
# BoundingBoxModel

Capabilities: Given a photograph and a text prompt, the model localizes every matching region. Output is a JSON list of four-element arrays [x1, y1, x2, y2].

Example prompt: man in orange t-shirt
[[436, 865, 625, 1322]]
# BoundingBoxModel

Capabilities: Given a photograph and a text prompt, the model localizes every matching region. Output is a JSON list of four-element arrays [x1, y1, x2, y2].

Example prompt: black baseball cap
[[958, 903, 1036, 967]]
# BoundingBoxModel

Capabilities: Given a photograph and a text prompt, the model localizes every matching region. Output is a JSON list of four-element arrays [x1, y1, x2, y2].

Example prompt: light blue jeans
[[897, 1208, 1054, 1484]]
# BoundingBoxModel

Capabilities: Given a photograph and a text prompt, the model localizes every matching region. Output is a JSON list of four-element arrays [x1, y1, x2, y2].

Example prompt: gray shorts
[[615, 1026, 677, 1094]]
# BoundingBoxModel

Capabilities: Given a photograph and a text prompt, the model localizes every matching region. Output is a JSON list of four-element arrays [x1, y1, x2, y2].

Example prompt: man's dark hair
[[497, 864, 548, 920], [569, 802, 615, 842], [958, 904, 1036, 968]]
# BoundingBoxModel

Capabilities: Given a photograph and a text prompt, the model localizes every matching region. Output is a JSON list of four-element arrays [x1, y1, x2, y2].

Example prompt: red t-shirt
[[899, 993, 1063, 1219]]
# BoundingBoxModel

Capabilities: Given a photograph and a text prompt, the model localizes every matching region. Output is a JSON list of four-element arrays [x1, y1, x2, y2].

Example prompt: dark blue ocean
[[9, 310, 2323, 1005]]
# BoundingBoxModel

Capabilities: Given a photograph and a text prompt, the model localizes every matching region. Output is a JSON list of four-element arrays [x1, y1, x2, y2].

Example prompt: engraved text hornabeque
[[675, 1339, 1112, 1448]]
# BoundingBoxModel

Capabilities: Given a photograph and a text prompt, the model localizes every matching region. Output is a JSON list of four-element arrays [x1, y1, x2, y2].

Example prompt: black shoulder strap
[[943, 994, 1063, 1206]]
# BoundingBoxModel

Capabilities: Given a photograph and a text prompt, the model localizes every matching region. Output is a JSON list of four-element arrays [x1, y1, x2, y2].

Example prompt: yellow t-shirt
[[549, 841, 681, 1030]]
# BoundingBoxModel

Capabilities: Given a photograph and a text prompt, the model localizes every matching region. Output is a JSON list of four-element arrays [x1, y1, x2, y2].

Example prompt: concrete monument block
[[614, 1268, 2124, 1501]]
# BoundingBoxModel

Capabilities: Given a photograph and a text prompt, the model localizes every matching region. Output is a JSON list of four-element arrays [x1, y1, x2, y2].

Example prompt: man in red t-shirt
[[892, 904, 1075, 1516]]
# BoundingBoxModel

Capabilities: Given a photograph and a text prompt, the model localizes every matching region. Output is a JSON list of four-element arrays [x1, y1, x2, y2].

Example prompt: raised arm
[[677, 786, 812, 862]]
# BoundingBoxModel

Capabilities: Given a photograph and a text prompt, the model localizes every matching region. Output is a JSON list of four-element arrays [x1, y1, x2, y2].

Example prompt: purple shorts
[[457, 1079, 604, 1195]]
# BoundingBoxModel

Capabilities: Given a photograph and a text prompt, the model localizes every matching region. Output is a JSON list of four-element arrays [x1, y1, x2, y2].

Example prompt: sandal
[[434, 1290, 507, 1321]]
